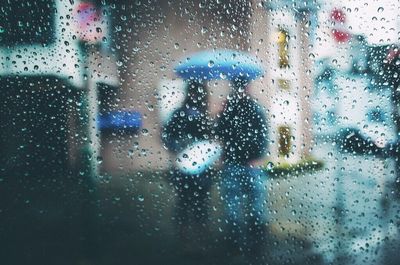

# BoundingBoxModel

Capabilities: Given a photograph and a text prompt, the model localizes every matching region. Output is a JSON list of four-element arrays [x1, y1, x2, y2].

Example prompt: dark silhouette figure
[[340, 128, 400, 198], [161, 79, 214, 249], [217, 77, 269, 263]]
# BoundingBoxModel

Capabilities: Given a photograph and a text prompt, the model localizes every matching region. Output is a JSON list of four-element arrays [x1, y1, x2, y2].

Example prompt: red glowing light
[[330, 8, 346, 23], [332, 29, 351, 43]]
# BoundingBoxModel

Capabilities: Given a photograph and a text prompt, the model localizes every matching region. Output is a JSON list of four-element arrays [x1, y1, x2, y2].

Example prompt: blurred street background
[[0, 0, 399, 265]]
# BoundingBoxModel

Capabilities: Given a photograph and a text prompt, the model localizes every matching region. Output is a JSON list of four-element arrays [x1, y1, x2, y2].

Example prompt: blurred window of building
[[277, 29, 289, 68], [277, 79, 290, 90], [278, 125, 291, 156]]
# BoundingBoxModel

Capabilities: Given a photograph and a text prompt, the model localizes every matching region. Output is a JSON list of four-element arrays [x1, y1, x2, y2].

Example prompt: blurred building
[[250, 0, 317, 164], [0, 0, 118, 177], [104, 0, 319, 175]]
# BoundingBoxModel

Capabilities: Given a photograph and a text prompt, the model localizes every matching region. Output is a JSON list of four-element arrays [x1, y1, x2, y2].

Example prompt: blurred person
[[216, 76, 269, 264], [341, 130, 400, 198], [161, 79, 214, 251], [339, 128, 385, 156]]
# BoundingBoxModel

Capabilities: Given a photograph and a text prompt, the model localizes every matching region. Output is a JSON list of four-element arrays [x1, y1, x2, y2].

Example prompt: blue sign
[[98, 111, 142, 132]]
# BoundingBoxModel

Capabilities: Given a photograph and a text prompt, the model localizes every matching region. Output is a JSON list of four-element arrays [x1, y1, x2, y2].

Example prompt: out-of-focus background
[[0, 0, 399, 265]]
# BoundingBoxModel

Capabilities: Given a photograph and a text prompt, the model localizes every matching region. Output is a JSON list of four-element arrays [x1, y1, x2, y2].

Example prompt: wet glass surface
[[1, 1, 400, 265]]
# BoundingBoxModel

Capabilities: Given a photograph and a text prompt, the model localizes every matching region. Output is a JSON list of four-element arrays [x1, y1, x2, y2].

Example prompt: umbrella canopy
[[174, 49, 264, 80]]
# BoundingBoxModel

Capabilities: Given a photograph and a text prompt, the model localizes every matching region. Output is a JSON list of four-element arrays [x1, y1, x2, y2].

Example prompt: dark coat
[[161, 106, 212, 154], [217, 93, 268, 165]]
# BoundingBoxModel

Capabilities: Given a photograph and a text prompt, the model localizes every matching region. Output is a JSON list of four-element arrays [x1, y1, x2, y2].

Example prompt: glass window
[[2, 1, 400, 265]]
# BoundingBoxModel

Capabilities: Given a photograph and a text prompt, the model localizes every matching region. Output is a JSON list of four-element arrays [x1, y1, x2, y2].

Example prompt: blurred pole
[[78, 41, 100, 262], [87, 56, 101, 178], [74, 1, 103, 179], [79, 42, 100, 180]]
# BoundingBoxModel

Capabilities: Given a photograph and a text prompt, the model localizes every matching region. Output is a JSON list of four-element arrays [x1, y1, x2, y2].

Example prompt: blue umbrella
[[174, 49, 264, 80]]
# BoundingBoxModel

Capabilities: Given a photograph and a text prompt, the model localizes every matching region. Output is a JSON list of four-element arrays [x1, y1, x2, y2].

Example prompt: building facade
[[105, 0, 318, 174], [0, 0, 118, 177]]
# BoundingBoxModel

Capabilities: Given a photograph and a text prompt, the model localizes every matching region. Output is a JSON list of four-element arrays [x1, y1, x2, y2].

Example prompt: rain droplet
[[266, 161, 274, 170]]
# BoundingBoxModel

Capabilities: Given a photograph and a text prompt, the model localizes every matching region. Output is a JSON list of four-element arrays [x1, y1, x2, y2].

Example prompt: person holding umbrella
[[217, 76, 269, 263], [161, 78, 215, 251], [173, 50, 269, 261]]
